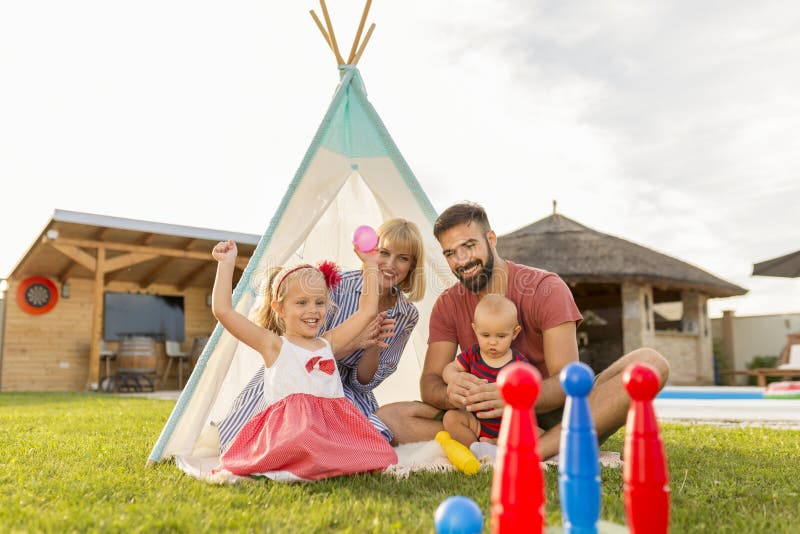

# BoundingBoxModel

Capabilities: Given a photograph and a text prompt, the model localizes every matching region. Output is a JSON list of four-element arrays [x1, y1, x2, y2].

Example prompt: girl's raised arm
[[322, 247, 380, 353], [211, 241, 280, 361]]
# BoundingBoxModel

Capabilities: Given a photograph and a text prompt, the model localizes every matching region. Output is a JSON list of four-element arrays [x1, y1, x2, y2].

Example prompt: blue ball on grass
[[434, 495, 483, 534]]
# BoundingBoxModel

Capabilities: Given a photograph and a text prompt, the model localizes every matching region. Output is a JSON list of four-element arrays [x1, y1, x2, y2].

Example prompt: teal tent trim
[[320, 72, 389, 158], [343, 68, 438, 225], [147, 66, 437, 463]]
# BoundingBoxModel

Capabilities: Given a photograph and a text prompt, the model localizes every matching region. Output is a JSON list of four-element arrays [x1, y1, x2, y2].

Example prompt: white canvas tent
[[147, 7, 454, 467]]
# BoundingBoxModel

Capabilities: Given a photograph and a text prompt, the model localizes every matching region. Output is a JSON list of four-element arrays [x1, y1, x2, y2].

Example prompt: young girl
[[210, 240, 397, 481]]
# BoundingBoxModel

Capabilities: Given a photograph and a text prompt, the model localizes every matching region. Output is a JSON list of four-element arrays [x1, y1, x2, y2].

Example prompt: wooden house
[[0, 210, 259, 391], [497, 212, 747, 384]]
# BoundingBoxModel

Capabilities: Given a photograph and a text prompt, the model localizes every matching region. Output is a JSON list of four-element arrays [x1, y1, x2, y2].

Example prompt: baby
[[442, 294, 530, 447]]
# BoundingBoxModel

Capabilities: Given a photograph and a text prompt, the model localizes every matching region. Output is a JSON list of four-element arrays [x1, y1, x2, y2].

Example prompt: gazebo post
[[621, 282, 655, 355], [87, 247, 106, 390], [681, 291, 713, 383], [722, 310, 736, 375]]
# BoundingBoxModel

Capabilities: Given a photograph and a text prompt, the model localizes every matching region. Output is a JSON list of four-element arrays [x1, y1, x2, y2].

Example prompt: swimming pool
[[653, 386, 800, 423], [658, 389, 764, 400]]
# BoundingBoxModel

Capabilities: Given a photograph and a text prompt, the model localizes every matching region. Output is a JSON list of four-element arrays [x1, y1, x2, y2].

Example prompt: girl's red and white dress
[[216, 336, 397, 481]]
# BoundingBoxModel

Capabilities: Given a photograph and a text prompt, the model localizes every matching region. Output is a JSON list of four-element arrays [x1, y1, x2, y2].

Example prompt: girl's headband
[[274, 261, 342, 296]]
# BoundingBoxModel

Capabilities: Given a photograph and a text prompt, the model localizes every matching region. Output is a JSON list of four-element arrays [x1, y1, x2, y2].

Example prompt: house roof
[[8, 209, 261, 290], [51, 210, 261, 246], [496, 213, 747, 298]]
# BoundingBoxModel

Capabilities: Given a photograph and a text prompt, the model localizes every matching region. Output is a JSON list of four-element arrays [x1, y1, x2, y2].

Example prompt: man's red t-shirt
[[428, 261, 583, 379]]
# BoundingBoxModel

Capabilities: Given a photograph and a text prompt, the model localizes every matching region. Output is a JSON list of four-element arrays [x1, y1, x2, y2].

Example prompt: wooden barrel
[[116, 336, 158, 374]]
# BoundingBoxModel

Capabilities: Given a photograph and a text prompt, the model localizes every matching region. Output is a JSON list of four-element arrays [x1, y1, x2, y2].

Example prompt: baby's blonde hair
[[253, 266, 330, 335], [474, 294, 518, 326], [378, 218, 426, 302]]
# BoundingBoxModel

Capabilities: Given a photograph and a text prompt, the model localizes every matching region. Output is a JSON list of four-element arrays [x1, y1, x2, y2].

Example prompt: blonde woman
[[321, 218, 426, 442]]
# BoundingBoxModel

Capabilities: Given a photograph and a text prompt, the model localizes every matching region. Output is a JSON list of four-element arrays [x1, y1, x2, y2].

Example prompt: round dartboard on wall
[[16, 276, 59, 315]]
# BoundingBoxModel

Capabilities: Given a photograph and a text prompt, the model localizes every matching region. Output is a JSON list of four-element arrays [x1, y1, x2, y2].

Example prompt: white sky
[[1, 1, 798, 318]]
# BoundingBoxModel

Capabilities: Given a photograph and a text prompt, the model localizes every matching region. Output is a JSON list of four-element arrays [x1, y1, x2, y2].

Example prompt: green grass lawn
[[1, 393, 798, 533]]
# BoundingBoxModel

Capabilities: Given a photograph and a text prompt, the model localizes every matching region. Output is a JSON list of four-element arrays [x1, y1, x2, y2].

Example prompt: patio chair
[[741, 333, 800, 386], [778, 342, 800, 370], [163, 340, 192, 390]]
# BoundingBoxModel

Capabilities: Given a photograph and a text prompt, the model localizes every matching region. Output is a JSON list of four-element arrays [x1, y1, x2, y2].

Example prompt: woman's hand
[[353, 244, 380, 267], [331, 312, 396, 360], [212, 240, 237, 265], [340, 312, 396, 354], [360, 311, 396, 349]]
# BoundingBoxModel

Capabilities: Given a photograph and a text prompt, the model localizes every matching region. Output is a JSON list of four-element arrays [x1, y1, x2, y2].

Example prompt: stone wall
[[651, 331, 710, 384]]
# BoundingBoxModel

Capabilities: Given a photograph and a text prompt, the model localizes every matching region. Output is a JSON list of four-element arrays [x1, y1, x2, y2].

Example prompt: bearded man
[[376, 202, 669, 459]]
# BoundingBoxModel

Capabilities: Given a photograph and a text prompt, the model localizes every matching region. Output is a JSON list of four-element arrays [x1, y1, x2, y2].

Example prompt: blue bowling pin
[[558, 362, 601, 534]]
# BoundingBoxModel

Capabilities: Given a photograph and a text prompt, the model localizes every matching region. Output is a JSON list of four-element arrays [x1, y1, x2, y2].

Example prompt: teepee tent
[[148, 3, 453, 467]]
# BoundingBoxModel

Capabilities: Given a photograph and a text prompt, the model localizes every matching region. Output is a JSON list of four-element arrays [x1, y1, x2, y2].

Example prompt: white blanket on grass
[[174, 424, 621, 484]]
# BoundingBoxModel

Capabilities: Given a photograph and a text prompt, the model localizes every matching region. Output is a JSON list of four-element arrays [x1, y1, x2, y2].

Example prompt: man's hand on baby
[[446, 373, 488, 409], [464, 382, 505, 420]]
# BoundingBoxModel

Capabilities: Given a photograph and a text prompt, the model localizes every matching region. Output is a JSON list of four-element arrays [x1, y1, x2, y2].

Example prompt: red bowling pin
[[622, 363, 670, 534], [491, 362, 544, 534]]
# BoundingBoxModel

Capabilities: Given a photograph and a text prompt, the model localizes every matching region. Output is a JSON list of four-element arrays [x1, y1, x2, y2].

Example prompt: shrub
[[746, 355, 780, 385]]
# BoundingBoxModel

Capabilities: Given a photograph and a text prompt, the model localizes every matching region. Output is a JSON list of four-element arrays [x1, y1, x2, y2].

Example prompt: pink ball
[[353, 225, 379, 252]]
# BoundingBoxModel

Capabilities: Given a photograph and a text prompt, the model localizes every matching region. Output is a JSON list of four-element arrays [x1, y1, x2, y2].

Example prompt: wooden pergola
[[9, 209, 258, 390]]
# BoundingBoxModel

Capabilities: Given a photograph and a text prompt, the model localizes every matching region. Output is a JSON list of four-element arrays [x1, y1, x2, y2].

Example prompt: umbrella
[[752, 249, 800, 278]]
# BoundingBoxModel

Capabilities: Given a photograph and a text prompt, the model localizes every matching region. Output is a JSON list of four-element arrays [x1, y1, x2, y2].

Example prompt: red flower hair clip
[[317, 261, 342, 291]]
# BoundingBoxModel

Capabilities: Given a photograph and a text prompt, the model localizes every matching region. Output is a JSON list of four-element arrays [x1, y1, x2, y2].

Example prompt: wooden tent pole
[[309, 10, 333, 52], [352, 23, 376, 66], [319, 0, 345, 65], [86, 247, 105, 390], [347, 0, 373, 64]]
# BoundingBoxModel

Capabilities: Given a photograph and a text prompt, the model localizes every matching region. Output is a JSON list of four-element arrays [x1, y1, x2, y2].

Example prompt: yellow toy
[[435, 431, 481, 475]]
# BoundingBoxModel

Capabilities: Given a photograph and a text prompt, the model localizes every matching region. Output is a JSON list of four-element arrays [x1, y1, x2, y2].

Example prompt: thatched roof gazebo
[[497, 212, 747, 385], [499, 213, 746, 297]]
